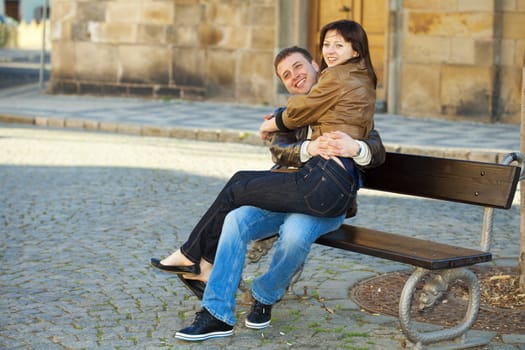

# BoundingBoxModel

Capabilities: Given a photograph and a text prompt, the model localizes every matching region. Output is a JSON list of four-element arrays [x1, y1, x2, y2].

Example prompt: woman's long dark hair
[[319, 19, 377, 88]]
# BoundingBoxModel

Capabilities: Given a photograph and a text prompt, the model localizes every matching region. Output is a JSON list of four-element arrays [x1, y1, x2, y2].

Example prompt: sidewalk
[[0, 83, 520, 159]]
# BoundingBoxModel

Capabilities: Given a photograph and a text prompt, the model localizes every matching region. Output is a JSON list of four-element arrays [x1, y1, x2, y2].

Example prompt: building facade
[[49, 0, 525, 124], [2, 0, 49, 23]]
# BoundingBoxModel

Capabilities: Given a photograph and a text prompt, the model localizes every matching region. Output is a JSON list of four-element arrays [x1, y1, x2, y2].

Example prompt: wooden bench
[[313, 151, 523, 348]]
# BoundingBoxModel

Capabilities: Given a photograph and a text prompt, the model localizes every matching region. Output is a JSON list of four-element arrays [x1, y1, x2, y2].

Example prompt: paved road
[[1, 125, 523, 349]]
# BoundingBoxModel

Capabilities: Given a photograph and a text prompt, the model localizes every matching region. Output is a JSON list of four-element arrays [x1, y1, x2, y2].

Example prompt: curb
[[0, 113, 515, 165]]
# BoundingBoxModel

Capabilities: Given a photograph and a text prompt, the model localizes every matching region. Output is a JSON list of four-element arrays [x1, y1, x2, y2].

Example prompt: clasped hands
[[308, 131, 359, 159], [259, 115, 360, 159]]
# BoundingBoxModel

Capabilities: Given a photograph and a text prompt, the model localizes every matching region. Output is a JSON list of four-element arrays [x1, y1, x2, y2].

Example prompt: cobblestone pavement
[[1, 125, 523, 350]]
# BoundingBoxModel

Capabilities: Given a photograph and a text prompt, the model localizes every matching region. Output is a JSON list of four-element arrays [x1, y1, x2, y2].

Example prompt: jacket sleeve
[[276, 69, 341, 131], [269, 126, 309, 168], [359, 128, 386, 170]]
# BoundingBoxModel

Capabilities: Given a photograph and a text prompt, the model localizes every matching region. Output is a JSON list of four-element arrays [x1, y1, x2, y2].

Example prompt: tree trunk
[[518, 53, 525, 292]]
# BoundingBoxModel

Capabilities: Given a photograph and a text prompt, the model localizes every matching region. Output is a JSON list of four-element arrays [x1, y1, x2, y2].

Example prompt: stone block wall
[[398, 0, 525, 123], [49, 0, 277, 103], [48, 0, 523, 123]]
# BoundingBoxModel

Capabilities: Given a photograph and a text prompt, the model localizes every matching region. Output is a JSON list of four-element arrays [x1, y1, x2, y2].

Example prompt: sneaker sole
[[245, 319, 271, 329], [175, 329, 233, 341]]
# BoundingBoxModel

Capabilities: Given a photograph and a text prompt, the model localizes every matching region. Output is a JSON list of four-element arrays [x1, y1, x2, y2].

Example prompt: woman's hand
[[313, 131, 360, 158]]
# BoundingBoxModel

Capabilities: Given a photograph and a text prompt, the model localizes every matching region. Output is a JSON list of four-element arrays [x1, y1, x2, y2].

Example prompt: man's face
[[276, 52, 320, 95]]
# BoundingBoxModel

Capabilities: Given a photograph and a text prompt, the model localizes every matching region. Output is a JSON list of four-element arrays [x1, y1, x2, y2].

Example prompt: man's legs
[[251, 212, 345, 305], [176, 207, 345, 341], [201, 206, 287, 326]]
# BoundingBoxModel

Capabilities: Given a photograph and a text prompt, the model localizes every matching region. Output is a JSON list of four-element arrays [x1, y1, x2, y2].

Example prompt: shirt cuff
[[353, 140, 371, 166], [300, 140, 312, 163]]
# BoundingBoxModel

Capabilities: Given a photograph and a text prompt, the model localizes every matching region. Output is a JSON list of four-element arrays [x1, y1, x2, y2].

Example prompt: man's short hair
[[273, 46, 314, 76]]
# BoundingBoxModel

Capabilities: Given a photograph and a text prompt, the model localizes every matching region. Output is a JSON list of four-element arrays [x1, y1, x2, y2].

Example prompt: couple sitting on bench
[[151, 19, 384, 342]]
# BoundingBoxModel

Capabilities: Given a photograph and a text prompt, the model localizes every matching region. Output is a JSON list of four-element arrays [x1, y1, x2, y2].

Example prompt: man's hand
[[259, 117, 278, 141]]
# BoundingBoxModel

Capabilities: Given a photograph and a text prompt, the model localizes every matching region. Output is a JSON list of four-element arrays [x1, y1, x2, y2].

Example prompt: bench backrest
[[362, 152, 520, 209]]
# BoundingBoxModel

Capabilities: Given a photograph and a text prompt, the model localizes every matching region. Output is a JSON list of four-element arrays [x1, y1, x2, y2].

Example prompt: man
[[172, 46, 385, 341]]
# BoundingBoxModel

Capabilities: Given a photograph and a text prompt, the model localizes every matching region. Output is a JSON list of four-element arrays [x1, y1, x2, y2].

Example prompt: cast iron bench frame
[[313, 151, 523, 349]]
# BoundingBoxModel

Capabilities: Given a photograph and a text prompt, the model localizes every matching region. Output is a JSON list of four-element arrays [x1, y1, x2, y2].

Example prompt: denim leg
[[181, 157, 355, 264], [230, 157, 356, 218], [179, 170, 271, 263], [202, 206, 287, 326], [251, 213, 345, 305]]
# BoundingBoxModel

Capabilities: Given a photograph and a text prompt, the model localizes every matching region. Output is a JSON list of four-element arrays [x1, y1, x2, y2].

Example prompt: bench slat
[[316, 225, 492, 270], [362, 153, 520, 209]]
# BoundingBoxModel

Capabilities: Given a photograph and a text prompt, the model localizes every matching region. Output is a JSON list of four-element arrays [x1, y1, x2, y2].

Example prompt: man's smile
[[295, 77, 306, 88]]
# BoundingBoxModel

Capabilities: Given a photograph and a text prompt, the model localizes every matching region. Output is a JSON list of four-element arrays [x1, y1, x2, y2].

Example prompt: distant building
[[49, 0, 524, 124], [2, 0, 49, 23]]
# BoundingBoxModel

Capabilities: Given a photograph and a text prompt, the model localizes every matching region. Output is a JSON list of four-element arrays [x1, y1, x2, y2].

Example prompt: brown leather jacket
[[269, 127, 385, 170], [276, 59, 376, 141]]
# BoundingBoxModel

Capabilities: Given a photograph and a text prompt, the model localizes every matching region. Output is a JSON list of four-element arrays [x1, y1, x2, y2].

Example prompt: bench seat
[[250, 151, 522, 348], [316, 224, 492, 270]]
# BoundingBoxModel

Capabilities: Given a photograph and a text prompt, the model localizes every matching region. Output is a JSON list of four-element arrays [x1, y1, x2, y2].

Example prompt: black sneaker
[[245, 300, 272, 329], [175, 308, 233, 341]]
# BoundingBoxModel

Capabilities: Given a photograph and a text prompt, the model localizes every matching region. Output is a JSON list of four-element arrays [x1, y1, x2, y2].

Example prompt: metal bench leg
[[398, 267, 481, 348], [288, 263, 304, 293], [241, 236, 279, 293], [247, 235, 279, 263]]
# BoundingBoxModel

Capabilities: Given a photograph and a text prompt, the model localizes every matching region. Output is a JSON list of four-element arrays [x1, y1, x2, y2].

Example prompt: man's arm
[[269, 127, 385, 169], [360, 129, 385, 169], [269, 126, 309, 168]]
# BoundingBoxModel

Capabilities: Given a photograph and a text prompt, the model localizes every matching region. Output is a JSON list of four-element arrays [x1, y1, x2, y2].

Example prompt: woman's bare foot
[[160, 249, 194, 267], [184, 259, 213, 283]]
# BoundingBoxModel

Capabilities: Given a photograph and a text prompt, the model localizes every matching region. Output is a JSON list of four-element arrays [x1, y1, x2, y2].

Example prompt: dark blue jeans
[[180, 156, 358, 263]]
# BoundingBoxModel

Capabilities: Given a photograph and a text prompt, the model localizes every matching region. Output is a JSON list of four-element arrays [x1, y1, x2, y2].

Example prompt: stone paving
[[1, 125, 523, 350]]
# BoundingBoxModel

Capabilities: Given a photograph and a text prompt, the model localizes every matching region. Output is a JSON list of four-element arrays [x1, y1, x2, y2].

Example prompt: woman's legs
[[170, 157, 354, 272], [194, 157, 355, 264], [179, 170, 273, 264]]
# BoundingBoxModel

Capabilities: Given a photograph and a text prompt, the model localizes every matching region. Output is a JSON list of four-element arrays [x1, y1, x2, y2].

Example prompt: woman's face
[[322, 29, 357, 67]]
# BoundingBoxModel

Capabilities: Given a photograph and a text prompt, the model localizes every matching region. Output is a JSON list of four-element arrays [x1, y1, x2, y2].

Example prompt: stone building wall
[[48, 0, 524, 124], [49, 0, 277, 104], [398, 0, 525, 123]]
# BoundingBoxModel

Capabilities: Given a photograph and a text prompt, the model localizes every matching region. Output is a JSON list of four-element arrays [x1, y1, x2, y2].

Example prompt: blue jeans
[[202, 205, 345, 326], [181, 156, 359, 264]]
